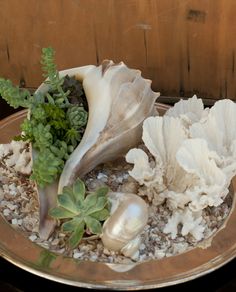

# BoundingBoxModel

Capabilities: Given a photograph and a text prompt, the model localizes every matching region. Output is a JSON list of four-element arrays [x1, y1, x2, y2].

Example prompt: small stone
[[116, 176, 124, 184], [140, 243, 146, 250], [29, 234, 38, 241], [110, 175, 116, 180], [90, 254, 98, 261], [97, 172, 108, 182], [89, 179, 105, 190], [57, 248, 66, 254], [81, 245, 92, 252], [103, 248, 111, 255], [3, 185, 9, 192], [51, 238, 60, 245], [7, 203, 17, 211], [17, 219, 23, 225], [119, 181, 138, 193], [73, 252, 84, 259], [11, 218, 18, 225], [3, 209, 10, 216], [139, 254, 147, 261], [9, 184, 17, 196], [154, 249, 166, 259]]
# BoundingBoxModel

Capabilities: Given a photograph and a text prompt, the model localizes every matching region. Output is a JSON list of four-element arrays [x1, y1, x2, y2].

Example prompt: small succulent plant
[[49, 178, 110, 248]]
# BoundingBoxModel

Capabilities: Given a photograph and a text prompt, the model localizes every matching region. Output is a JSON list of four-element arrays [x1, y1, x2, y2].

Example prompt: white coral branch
[[126, 148, 156, 185], [1, 141, 32, 175], [166, 95, 208, 128], [163, 209, 205, 240]]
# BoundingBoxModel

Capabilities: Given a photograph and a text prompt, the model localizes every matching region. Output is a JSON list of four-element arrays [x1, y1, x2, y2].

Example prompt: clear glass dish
[[0, 105, 235, 290]]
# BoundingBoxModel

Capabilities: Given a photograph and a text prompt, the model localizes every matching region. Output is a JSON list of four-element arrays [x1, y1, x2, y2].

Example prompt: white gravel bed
[[0, 143, 232, 264]]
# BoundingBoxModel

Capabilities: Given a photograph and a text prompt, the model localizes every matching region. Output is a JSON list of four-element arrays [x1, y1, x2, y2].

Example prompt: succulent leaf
[[68, 222, 85, 248], [49, 178, 110, 248], [95, 186, 109, 198], [90, 208, 110, 221], [84, 216, 102, 234], [48, 207, 75, 219], [62, 217, 83, 232], [83, 193, 98, 211], [72, 178, 86, 203], [57, 194, 79, 214], [87, 196, 107, 215]]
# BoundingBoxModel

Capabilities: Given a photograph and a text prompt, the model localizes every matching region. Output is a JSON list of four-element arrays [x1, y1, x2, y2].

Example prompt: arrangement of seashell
[[1, 51, 236, 261], [35, 59, 159, 247]]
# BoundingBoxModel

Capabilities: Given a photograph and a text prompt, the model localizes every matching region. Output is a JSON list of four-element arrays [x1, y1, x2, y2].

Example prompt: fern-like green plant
[[31, 149, 64, 188], [0, 47, 88, 188], [49, 179, 110, 248], [41, 47, 70, 107], [0, 78, 32, 108]]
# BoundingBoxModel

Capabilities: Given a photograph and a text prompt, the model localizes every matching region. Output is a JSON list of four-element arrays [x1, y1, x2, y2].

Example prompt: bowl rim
[[0, 106, 236, 290]]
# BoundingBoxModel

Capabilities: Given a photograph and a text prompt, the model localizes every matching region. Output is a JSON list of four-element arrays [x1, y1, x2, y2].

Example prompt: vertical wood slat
[[0, 0, 236, 100]]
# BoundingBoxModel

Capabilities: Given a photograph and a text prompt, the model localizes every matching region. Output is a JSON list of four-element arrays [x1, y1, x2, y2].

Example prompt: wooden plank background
[[0, 0, 236, 101]]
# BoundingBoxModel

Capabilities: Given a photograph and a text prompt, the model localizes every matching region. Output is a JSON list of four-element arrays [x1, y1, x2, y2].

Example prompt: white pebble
[[17, 219, 23, 225], [97, 172, 108, 182], [3, 209, 10, 216], [51, 238, 60, 245], [29, 234, 38, 241], [11, 218, 18, 225], [139, 254, 147, 261], [7, 203, 17, 210], [3, 185, 9, 192], [57, 248, 65, 254], [103, 248, 111, 255], [140, 243, 146, 250], [123, 173, 129, 179], [9, 184, 17, 196], [73, 252, 84, 259], [90, 254, 98, 261], [116, 177, 124, 183], [154, 249, 166, 259]]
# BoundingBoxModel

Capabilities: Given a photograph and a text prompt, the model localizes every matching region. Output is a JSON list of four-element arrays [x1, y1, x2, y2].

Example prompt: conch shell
[[101, 192, 148, 259], [58, 60, 159, 192], [35, 60, 159, 239]]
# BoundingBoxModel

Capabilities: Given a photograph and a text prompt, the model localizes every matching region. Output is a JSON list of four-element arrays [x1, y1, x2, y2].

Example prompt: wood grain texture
[[0, 0, 236, 100]]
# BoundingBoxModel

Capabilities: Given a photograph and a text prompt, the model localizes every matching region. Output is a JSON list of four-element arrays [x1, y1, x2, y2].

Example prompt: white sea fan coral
[[190, 99, 236, 181], [142, 116, 187, 189], [126, 97, 236, 241], [176, 139, 228, 211], [166, 95, 207, 128], [125, 148, 156, 185]]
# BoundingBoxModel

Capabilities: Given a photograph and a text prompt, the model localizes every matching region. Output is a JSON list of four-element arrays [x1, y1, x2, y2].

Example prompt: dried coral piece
[[190, 99, 236, 181], [163, 209, 205, 240], [126, 116, 187, 193], [0, 141, 32, 175], [126, 97, 236, 241], [176, 138, 228, 211], [166, 95, 207, 127]]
